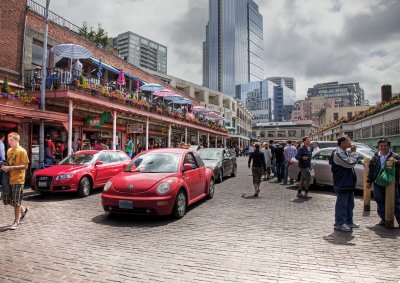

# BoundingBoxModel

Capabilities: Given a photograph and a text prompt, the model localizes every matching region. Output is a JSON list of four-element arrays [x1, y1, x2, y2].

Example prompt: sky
[[36, 0, 400, 103]]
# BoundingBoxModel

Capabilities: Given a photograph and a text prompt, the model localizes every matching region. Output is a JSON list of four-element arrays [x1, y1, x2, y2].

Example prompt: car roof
[[75, 150, 124, 155], [138, 148, 194, 154]]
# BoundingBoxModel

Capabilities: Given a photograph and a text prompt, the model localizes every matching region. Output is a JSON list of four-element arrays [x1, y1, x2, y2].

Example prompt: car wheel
[[172, 190, 187, 219], [206, 178, 215, 199], [231, 164, 237, 177], [217, 168, 223, 183], [77, 177, 91, 197]]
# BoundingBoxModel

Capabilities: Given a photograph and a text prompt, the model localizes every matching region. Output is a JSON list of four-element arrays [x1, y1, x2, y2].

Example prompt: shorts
[[10, 184, 24, 207], [252, 167, 263, 184], [300, 167, 312, 182]]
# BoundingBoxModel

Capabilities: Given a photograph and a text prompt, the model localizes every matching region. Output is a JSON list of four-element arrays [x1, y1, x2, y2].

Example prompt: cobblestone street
[[0, 157, 399, 283]]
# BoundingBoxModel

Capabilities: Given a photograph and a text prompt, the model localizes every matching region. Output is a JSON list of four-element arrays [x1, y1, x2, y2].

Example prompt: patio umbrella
[[117, 68, 126, 85], [153, 89, 177, 97], [51, 43, 93, 59], [140, 83, 164, 92]]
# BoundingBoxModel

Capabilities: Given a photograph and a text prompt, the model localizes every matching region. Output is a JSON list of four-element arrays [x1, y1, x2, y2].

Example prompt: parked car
[[311, 141, 374, 151], [287, 147, 376, 190], [31, 150, 131, 197], [101, 148, 215, 219], [197, 148, 237, 183]]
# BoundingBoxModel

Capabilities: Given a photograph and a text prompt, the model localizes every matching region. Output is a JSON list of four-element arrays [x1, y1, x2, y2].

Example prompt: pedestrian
[[283, 140, 297, 184], [295, 136, 313, 199], [125, 136, 134, 158], [312, 141, 320, 153], [0, 134, 5, 192], [269, 140, 276, 177], [366, 138, 400, 227], [261, 143, 272, 180], [329, 136, 359, 232], [1, 132, 29, 230], [274, 142, 285, 182], [248, 142, 266, 197]]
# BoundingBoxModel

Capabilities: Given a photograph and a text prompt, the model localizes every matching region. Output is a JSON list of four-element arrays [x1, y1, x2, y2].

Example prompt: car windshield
[[126, 153, 180, 173], [197, 149, 222, 160], [59, 154, 95, 165], [359, 149, 376, 158]]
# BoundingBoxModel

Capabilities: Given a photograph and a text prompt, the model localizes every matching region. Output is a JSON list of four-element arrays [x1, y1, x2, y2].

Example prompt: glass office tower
[[203, 0, 264, 97]]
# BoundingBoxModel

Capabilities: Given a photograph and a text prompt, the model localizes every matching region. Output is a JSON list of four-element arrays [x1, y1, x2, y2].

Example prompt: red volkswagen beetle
[[32, 150, 131, 197], [101, 148, 215, 219]]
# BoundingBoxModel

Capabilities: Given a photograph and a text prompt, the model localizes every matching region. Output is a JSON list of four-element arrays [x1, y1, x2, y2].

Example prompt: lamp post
[[39, 0, 50, 165]]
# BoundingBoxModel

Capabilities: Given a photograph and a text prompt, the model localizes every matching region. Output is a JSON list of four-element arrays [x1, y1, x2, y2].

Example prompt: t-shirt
[[126, 140, 134, 153], [7, 146, 29, 185]]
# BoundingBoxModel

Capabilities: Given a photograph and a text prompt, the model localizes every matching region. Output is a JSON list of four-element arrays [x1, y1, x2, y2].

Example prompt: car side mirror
[[183, 163, 194, 171], [95, 160, 104, 166]]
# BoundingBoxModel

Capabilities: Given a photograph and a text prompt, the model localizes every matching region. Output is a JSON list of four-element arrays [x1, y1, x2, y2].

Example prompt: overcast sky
[[37, 0, 399, 103]]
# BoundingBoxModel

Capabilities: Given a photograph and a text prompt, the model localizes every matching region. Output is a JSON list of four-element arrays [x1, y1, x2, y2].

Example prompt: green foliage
[[1, 76, 12, 94], [79, 22, 109, 48]]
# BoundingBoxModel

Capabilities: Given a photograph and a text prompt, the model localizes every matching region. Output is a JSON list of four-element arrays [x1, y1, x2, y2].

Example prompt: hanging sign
[[85, 112, 111, 129], [127, 124, 143, 134]]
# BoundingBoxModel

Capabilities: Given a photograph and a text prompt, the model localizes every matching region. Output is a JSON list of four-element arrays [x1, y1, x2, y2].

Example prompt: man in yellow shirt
[[1, 132, 29, 230]]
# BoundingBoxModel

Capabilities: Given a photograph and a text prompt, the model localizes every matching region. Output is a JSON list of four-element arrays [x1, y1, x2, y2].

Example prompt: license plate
[[118, 200, 133, 209], [38, 181, 47, 187]]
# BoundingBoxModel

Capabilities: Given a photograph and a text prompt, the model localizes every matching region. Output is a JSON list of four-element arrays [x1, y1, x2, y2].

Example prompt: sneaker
[[378, 219, 385, 226], [349, 223, 360, 229], [20, 207, 29, 221], [334, 224, 352, 232], [281, 182, 288, 185], [9, 221, 19, 230], [296, 192, 304, 198]]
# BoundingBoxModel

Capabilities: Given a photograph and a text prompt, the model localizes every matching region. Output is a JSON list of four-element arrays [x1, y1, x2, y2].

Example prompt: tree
[[79, 22, 109, 49], [1, 76, 12, 94]]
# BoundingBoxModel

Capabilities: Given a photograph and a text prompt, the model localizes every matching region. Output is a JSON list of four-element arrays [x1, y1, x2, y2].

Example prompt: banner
[[127, 124, 143, 134], [85, 112, 111, 129]]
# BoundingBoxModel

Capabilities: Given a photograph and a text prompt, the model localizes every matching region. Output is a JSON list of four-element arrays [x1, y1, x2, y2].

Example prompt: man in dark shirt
[[248, 143, 267, 197], [274, 142, 285, 182], [295, 136, 313, 198]]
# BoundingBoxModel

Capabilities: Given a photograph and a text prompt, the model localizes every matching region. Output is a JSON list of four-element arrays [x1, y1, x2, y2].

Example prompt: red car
[[101, 148, 215, 219], [32, 150, 131, 197]]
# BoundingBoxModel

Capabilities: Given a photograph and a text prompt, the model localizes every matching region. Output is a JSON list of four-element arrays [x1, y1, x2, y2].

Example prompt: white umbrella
[[51, 43, 93, 59]]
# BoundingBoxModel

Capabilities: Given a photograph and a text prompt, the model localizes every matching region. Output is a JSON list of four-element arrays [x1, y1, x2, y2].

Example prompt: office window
[[372, 123, 383, 137], [333, 113, 339, 121], [362, 127, 371, 138], [385, 120, 400, 136], [347, 112, 353, 120]]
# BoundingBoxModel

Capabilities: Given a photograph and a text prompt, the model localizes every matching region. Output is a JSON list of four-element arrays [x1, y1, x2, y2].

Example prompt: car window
[[314, 150, 334, 160], [59, 154, 95, 165], [193, 152, 204, 167], [197, 149, 222, 160], [97, 152, 111, 164], [118, 152, 130, 161], [126, 153, 180, 173], [184, 153, 199, 169], [223, 150, 231, 158], [110, 152, 121, 163]]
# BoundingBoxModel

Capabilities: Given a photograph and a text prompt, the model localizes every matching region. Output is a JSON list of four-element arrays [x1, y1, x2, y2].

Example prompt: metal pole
[[207, 133, 210, 148], [197, 130, 200, 145], [68, 100, 73, 155], [113, 110, 117, 150], [146, 117, 149, 150], [168, 124, 172, 147], [215, 136, 218, 147], [185, 127, 187, 144], [39, 0, 50, 165]]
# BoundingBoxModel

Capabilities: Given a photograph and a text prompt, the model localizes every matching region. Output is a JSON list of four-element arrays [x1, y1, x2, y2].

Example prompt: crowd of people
[[246, 136, 400, 232]]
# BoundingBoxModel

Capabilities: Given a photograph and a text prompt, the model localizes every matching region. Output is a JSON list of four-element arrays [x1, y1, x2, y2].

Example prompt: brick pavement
[[0, 157, 399, 283]]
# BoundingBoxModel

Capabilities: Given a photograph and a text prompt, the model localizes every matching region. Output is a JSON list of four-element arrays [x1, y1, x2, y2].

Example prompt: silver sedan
[[287, 147, 376, 190]]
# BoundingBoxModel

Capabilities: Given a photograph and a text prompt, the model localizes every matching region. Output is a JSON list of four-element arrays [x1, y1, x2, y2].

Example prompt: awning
[[89, 58, 145, 83]]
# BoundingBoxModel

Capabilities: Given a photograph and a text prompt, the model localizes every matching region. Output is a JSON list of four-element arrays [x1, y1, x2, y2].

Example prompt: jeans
[[283, 161, 291, 183], [276, 162, 285, 182], [334, 188, 355, 225], [373, 183, 400, 221]]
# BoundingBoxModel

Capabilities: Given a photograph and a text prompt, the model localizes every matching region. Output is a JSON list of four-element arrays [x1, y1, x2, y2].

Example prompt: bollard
[[363, 157, 371, 212], [385, 160, 395, 228]]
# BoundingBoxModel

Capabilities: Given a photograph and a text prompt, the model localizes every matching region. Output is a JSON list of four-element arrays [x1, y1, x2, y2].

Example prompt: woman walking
[[248, 143, 267, 197]]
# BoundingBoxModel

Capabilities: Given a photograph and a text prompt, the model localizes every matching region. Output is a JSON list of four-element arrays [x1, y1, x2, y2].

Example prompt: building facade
[[236, 80, 296, 123], [266, 77, 296, 91], [291, 97, 339, 123], [203, 0, 264, 96], [307, 81, 365, 106], [112, 31, 167, 74], [252, 120, 317, 142], [317, 106, 370, 128]]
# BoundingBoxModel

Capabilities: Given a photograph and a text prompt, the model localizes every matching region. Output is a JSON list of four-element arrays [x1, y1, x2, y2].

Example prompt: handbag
[[375, 166, 395, 187]]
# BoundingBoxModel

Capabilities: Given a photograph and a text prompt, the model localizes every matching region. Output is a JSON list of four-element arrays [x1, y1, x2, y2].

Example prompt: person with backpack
[[366, 138, 400, 227], [329, 136, 359, 232]]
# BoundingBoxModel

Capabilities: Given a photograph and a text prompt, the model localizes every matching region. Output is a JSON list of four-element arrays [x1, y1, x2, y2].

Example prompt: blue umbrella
[[140, 83, 164, 92], [96, 59, 103, 80]]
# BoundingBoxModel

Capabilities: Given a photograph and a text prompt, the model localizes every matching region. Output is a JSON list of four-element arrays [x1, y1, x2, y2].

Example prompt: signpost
[[127, 124, 143, 134]]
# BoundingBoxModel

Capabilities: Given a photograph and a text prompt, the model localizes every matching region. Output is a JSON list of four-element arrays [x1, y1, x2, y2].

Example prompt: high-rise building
[[203, 0, 264, 97], [112, 31, 167, 74], [236, 80, 296, 123], [267, 77, 296, 92], [307, 81, 365, 106]]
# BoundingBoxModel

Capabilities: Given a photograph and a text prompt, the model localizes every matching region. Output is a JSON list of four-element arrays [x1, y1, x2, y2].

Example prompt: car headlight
[[104, 180, 112, 192], [56, 174, 73, 180], [156, 183, 170, 195]]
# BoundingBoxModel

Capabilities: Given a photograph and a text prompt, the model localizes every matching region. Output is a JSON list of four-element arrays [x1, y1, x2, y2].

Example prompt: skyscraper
[[267, 77, 296, 92], [112, 31, 167, 74], [203, 0, 264, 97]]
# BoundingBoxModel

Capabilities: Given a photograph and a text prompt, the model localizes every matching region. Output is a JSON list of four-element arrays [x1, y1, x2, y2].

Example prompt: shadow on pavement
[[366, 224, 400, 239], [0, 225, 10, 232], [240, 193, 261, 199], [290, 197, 312, 203], [323, 231, 356, 246], [23, 189, 102, 202]]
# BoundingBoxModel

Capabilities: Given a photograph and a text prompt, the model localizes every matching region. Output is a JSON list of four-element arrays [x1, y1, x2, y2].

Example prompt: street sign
[[127, 124, 143, 134]]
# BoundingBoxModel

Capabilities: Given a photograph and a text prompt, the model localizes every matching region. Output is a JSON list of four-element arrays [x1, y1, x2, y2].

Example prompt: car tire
[[77, 176, 91, 197], [206, 178, 215, 199], [217, 168, 223, 183], [172, 190, 187, 219], [231, 164, 237, 177]]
